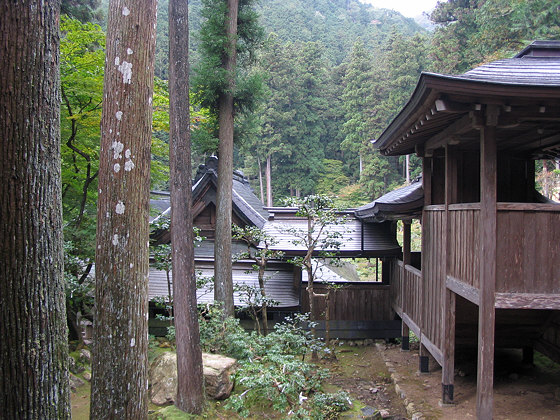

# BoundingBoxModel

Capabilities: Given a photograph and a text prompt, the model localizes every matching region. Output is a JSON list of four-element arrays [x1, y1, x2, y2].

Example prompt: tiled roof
[[375, 41, 560, 158], [150, 157, 269, 228], [438, 57, 560, 86], [355, 178, 424, 222], [263, 212, 401, 257]]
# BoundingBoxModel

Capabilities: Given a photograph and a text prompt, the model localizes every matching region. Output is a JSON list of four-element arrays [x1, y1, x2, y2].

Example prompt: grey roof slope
[[263, 211, 401, 257], [193, 156, 269, 228], [151, 157, 269, 228], [355, 178, 424, 222], [446, 57, 560, 86], [193, 240, 257, 260]]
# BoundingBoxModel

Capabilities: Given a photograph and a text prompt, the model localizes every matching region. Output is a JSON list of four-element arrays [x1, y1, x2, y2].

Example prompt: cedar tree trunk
[[214, 0, 238, 317], [90, 0, 157, 418], [169, 0, 205, 413], [0, 1, 71, 418], [266, 154, 272, 207]]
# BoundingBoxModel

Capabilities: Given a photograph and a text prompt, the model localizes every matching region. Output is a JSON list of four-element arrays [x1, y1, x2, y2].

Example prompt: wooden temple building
[[369, 40, 560, 418], [149, 157, 403, 335]]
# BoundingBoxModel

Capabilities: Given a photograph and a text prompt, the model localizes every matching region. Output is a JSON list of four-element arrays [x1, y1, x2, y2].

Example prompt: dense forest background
[[61, 0, 560, 287]]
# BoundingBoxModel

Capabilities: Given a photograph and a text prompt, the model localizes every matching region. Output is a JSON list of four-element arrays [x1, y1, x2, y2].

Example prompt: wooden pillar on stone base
[[477, 108, 498, 420], [442, 145, 457, 404], [402, 221, 412, 351], [419, 343, 430, 373], [419, 156, 432, 374]]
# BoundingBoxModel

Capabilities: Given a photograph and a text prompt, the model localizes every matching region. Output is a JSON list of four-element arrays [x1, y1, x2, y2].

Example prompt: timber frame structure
[[373, 41, 560, 419]]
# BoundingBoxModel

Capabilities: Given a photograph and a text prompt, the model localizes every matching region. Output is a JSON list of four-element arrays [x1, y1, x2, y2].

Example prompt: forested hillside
[[169, 0, 428, 204], [61, 0, 560, 284], [84, 0, 560, 207]]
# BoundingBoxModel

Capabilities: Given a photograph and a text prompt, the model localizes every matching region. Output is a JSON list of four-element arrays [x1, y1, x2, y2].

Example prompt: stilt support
[[442, 384, 454, 405], [401, 322, 410, 351]]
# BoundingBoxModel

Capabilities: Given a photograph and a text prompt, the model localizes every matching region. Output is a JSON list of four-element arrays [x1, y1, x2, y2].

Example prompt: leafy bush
[[222, 313, 334, 417], [309, 391, 352, 419], [198, 304, 252, 360]]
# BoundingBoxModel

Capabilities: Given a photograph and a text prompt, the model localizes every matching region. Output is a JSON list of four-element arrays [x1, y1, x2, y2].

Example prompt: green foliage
[[198, 304, 251, 359], [60, 15, 105, 281], [429, 0, 560, 73], [316, 159, 350, 196], [223, 313, 331, 417], [334, 184, 370, 208], [309, 391, 352, 420], [192, 0, 265, 118]]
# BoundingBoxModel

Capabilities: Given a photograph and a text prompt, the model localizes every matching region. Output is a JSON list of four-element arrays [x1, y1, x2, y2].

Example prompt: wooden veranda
[[372, 41, 560, 419]]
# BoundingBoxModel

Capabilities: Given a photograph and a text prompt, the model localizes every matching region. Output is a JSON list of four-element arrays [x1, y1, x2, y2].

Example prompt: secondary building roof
[[263, 208, 401, 258], [355, 177, 424, 222]]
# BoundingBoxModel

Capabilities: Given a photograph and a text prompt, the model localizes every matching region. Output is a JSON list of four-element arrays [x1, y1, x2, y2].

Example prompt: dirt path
[[322, 344, 408, 419], [375, 341, 560, 419]]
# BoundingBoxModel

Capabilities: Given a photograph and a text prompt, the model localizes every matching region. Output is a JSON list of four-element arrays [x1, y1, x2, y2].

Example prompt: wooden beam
[[495, 293, 560, 309], [446, 275, 480, 306], [477, 116, 498, 420], [497, 202, 560, 212], [425, 114, 474, 153], [403, 222, 411, 266], [401, 311, 421, 339], [435, 98, 473, 113], [420, 333, 444, 366]]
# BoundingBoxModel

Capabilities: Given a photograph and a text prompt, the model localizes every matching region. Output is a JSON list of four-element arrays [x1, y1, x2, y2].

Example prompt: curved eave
[[376, 72, 560, 157]]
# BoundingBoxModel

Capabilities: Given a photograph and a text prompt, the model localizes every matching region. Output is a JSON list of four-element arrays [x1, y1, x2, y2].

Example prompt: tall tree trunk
[[405, 154, 410, 184], [169, 0, 205, 413], [90, 0, 157, 418], [266, 154, 272, 207], [0, 1, 71, 417], [214, 0, 238, 318], [258, 157, 265, 204], [305, 217, 319, 361], [258, 262, 269, 336]]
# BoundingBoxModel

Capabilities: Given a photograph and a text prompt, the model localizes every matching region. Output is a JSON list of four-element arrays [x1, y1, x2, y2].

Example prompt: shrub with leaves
[[224, 313, 332, 417], [198, 304, 252, 360], [308, 391, 352, 419]]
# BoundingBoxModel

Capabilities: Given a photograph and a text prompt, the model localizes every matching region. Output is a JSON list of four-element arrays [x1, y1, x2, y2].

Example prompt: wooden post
[[419, 157, 432, 372], [402, 221, 411, 351], [442, 145, 457, 404], [477, 107, 498, 420]]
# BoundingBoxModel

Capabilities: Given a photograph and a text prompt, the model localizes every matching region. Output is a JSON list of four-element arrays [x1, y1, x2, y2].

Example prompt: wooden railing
[[448, 204, 480, 289], [402, 263, 422, 325], [496, 203, 560, 294], [422, 207, 445, 350], [430, 202, 560, 296], [390, 259, 422, 333], [300, 281, 393, 321]]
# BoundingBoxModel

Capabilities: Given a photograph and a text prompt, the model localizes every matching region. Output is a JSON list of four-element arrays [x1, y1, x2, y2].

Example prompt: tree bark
[[169, 0, 205, 413], [0, 1, 71, 418], [214, 0, 238, 318], [266, 154, 273, 207], [258, 258, 269, 336], [258, 157, 265, 204], [90, 0, 157, 418]]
